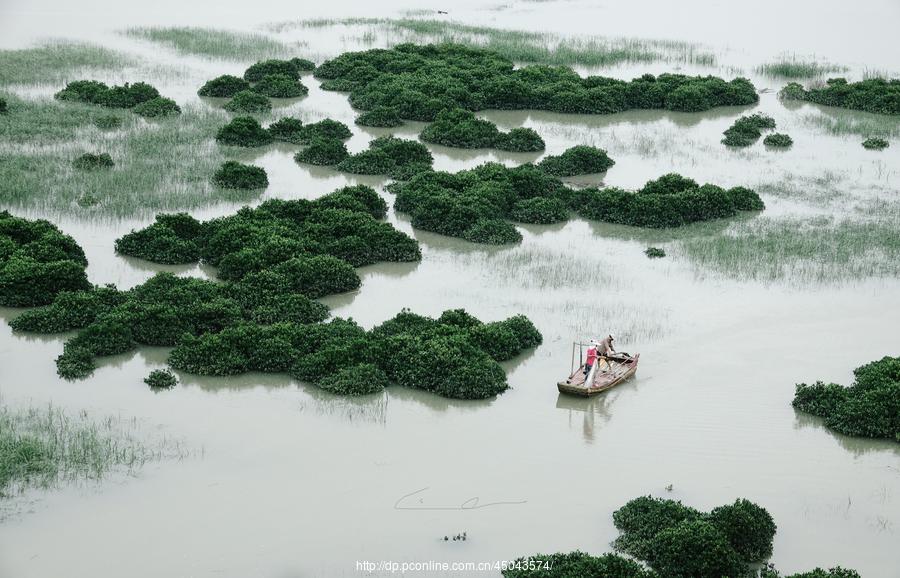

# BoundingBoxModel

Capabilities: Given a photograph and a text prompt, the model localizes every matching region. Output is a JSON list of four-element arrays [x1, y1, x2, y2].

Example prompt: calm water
[[1, 1, 899, 577]]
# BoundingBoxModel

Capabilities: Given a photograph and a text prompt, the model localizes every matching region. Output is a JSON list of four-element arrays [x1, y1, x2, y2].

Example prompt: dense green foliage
[[315, 44, 757, 120], [355, 105, 403, 127], [390, 162, 566, 242], [0, 212, 90, 307], [862, 137, 889, 150], [72, 152, 114, 170], [612, 496, 775, 577], [267, 117, 352, 145], [793, 356, 900, 441], [419, 108, 545, 151], [145, 368, 177, 389], [763, 567, 862, 578], [501, 552, 655, 578], [290, 57, 316, 72], [0, 97, 7, 115], [574, 174, 765, 228], [779, 77, 900, 115], [9, 286, 124, 333], [252, 73, 308, 98], [336, 136, 434, 178], [316, 363, 388, 395], [764, 133, 793, 147], [537, 145, 615, 176], [133, 96, 181, 118], [215, 116, 274, 147], [212, 161, 268, 190], [243, 59, 302, 82], [645, 247, 666, 258], [510, 197, 568, 224], [722, 113, 776, 147], [55, 80, 161, 109], [198, 74, 250, 97], [224, 90, 271, 113], [294, 138, 349, 165]]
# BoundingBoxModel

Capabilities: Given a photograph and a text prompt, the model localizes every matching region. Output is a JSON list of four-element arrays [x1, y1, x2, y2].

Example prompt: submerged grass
[[0, 403, 183, 498], [756, 56, 847, 78], [267, 18, 717, 67], [0, 41, 132, 86], [800, 109, 900, 139], [678, 215, 900, 284], [0, 95, 245, 215], [125, 27, 304, 60]]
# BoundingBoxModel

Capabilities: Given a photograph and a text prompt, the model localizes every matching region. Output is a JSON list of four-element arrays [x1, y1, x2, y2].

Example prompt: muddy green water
[[1, 1, 899, 577]]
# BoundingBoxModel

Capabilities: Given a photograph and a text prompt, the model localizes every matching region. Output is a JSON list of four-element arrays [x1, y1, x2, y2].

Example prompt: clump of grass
[[0, 41, 131, 86], [144, 369, 177, 389], [799, 110, 900, 139], [72, 152, 114, 170], [124, 27, 296, 59], [756, 56, 847, 78], [93, 114, 122, 129], [862, 137, 889, 150], [763, 133, 793, 147], [645, 247, 666, 258], [0, 403, 183, 498], [0, 93, 134, 144]]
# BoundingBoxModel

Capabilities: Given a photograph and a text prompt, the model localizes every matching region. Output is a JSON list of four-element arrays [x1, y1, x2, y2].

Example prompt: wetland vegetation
[[780, 77, 900, 115], [419, 108, 545, 152]]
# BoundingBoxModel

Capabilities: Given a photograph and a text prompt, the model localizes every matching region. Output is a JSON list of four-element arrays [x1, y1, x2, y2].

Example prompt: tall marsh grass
[[755, 55, 847, 79], [0, 403, 183, 498], [125, 27, 304, 60], [267, 18, 717, 67], [0, 42, 131, 86]]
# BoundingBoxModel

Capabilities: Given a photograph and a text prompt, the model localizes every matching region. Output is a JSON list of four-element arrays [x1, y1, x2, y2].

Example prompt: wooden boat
[[557, 349, 640, 397]]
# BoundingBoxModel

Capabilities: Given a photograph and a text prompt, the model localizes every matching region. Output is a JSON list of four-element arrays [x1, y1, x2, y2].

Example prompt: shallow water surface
[[1, 1, 899, 577]]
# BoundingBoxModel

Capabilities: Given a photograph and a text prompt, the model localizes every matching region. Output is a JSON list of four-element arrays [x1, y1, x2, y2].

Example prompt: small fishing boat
[[557, 341, 640, 397]]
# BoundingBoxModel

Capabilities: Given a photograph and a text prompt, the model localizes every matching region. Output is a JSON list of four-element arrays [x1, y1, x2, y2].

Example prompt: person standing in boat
[[597, 335, 616, 358], [584, 335, 616, 379], [583, 340, 600, 379]]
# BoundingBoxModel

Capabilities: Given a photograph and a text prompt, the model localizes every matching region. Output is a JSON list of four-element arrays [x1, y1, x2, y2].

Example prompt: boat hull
[[557, 353, 639, 397]]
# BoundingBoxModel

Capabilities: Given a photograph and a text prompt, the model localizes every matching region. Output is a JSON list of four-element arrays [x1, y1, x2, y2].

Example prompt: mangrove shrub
[[764, 132, 793, 147], [244, 59, 302, 82], [145, 368, 177, 389], [252, 74, 308, 98], [419, 108, 545, 152], [862, 137, 889, 150], [501, 552, 655, 578], [355, 106, 403, 127], [538, 145, 615, 176], [55, 80, 161, 109], [133, 96, 181, 118], [224, 90, 271, 113], [198, 74, 250, 98], [212, 161, 268, 190], [510, 197, 568, 224], [337, 135, 433, 178], [216, 116, 274, 147], [722, 113, 776, 147], [294, 138, 349, 166], [73, 153, 114, 170], [793, 356, 900, 441], [317, 363, 388, 395], [779, 77, 900, 115], [315, 44, 758, 121], [0, 211, 90, 307]]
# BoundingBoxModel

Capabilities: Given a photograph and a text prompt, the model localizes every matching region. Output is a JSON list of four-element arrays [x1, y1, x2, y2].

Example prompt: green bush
[[337, 135, 433, 176], [216, 116, 274, 147], [316, 44, 757, 120], [303, 118, 352, 141], [224, 90, 271, 113], [0, 97, 6, 114], [764, 132, 793, 147], [723, 113, 776, 147], [706, 498, 777, 562], [575, 174, 764, 228], [115, 213, 202, 264], [294, 137, 349, 165], [55, 80, 161, 109], [198, 74, 250, 97], [650, 520, 747, 578], [316, 363, 388, 395], [355, 106, 403, 127], [244, 59, 302, 82], [252, 73, 308, 98], [538, 145, 615, 176], [501, 552, 655, 578], [267, 117, 305, 143], [144, 368, 177, 389], [420, 107, 501, 148], [290, 58, 316, 72], [463, 219, 522, 244], [645, 247, 666, 258], [9, 286, 124, 333], [778, 77, 900, 115], [862, 137, 889, 150], [133, 96, 181, 118], [212, 161, 268, 190], [793, 356, 900, 441], [510, 197, 568, 224], [0, 212, 90, 307], [93, 115, 122, 129], [72, 152, 114, 170], [496, 127, 545, 152], [612, 496, 702, 560]]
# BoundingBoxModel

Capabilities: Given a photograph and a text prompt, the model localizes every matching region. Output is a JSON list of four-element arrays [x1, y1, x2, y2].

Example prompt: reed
[[125, 27, 300, 59], [0, 41, 131, 86]]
